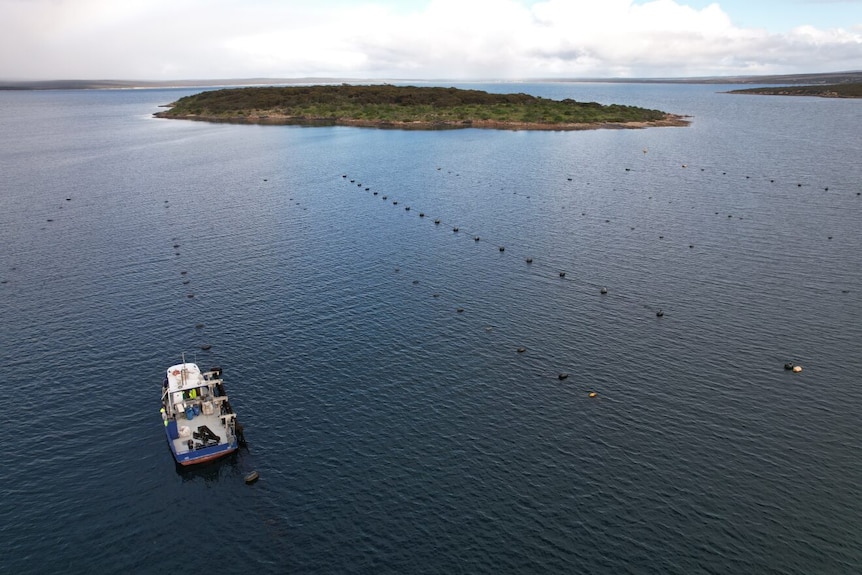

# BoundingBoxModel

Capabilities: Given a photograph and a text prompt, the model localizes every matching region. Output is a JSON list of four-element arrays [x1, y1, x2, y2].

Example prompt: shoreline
[[153, 111, 691, 130]]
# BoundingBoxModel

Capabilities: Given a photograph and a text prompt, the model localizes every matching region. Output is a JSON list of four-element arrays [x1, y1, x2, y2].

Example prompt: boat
[[160, 361, 244, 465]]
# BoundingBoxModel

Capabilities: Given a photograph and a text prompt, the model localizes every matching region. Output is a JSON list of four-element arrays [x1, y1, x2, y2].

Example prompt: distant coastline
[[153, 85, 690, 131], [3, 70, 861, 91]]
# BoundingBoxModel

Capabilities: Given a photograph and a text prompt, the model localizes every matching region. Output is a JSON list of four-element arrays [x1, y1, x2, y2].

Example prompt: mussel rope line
[[340, 174, 669, 315]]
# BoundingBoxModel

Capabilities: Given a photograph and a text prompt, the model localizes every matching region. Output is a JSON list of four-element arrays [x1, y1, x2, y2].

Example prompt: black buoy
[[200, 344, 212, 350], [656, 309, 664, 317], [558, 373, 569, 380], [453, 227, 459, 232], [600, 287, 608, 294], [434, 219, 440, 224], [559, 272, 566, 278], [474, 236, 480, 242], [517, 347, 526, 353], [784, 362, 794, 371], [195, 323, 205, 329], [526, 258, 533, 264], [499, 246, 505, 252]]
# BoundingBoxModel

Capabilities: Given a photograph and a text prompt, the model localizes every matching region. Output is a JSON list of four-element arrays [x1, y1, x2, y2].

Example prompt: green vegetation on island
[[727, 82, 862, 98], [155, 85, 688, 130]]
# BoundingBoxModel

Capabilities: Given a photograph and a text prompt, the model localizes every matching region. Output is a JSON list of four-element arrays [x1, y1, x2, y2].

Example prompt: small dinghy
[[160, 361, 243, 465]]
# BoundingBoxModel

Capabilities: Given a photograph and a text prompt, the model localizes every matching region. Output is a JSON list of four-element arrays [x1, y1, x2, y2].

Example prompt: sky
[[2, 0, 861, 80]]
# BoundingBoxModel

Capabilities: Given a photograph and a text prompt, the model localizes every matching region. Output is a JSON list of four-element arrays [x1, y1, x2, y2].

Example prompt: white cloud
[[1, 0, 860, 79]]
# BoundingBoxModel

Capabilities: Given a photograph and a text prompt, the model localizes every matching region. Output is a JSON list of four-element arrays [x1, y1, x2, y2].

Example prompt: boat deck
[[170, 410, 232, 455]]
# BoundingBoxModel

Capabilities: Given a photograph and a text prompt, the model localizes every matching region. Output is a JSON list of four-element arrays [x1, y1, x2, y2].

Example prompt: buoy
[[526, 258, 533, 264], [499, 246, 505, 252], [434, 219, 440, 224], [792, 365, 803, 373], [600, 287, 608, 294], [558, 373, 569, 380], [559, 272, 566, 278], [589, 392, 597, 398], [656, 309, 664, 317], [784, 362, 794, 370], [453, 227, 459, 232], [517, 347, 526, 353], [244, 471, 260, 484], [474, 236, 480, 242], [195, 323, 205, 329], [200, 344, 212, 350], [456, 307, 464, 313]]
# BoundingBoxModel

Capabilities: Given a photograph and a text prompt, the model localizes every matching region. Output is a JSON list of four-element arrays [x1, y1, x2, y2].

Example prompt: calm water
[[1, 83, 861, 574]]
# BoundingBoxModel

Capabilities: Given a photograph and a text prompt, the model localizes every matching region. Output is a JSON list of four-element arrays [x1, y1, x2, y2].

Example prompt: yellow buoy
[[792, 365, 803, 373], [589, 392, 597, 398]]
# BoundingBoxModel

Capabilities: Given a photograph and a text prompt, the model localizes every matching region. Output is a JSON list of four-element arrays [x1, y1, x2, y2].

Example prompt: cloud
[[1, 0, 860, 79]]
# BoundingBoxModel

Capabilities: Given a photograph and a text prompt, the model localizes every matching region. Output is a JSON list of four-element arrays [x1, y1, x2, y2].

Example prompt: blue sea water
[[1, 82, 861, 574]]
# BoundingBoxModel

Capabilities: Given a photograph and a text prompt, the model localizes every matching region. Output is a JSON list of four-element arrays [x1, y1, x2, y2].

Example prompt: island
[[154, 85, 689, 130], [727, 82, 862, 98]]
